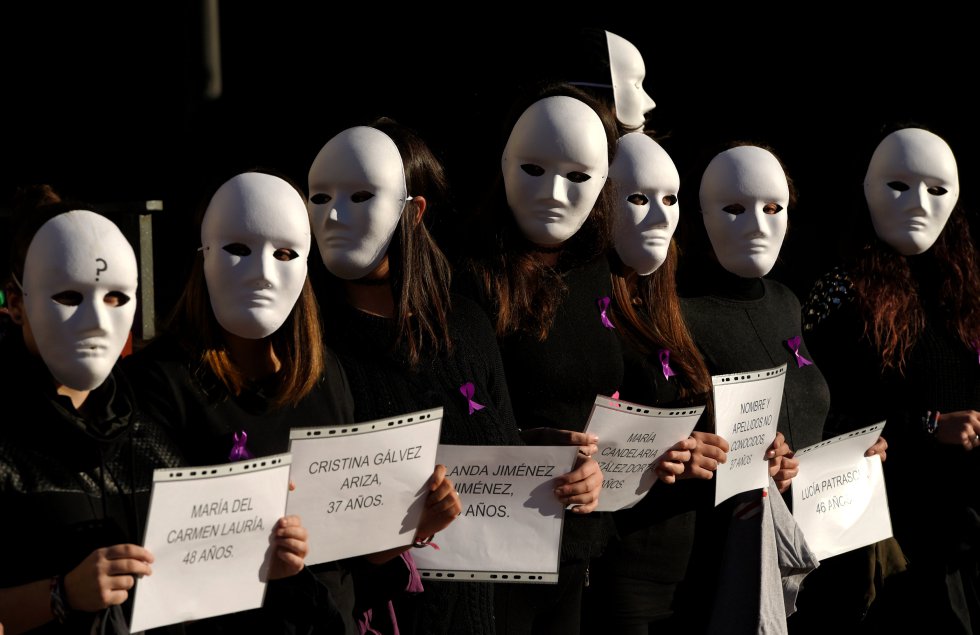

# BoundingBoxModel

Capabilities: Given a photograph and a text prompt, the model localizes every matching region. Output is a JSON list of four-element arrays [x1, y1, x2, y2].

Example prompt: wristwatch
[[923, 410, 941, 435]]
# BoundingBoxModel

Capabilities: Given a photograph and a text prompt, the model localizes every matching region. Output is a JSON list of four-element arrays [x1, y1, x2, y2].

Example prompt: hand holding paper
[[684, 432, 729, 480], [268, 516, 308, 580], [556, 455, 604, 513], [417, 464, 463, 538], [65, 544, 154, 611], [654, 437, 696, 484], [864, 435, 888, 461], [767, 432, 799, 493]]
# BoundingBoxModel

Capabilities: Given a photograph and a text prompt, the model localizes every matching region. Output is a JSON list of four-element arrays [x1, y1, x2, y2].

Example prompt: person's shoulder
[[801, 266, 855, 334]]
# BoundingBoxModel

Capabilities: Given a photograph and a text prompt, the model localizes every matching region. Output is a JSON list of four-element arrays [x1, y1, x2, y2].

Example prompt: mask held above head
[[201, 172, 311, 340], [22, 210, 138, 391], [699, 145, 789, 279], [609, 132, 679, 275], [308, 126, 409, 280], [864, 127, 959, 256], [502, 95, 609, 247], [606, 31, 656, 130]]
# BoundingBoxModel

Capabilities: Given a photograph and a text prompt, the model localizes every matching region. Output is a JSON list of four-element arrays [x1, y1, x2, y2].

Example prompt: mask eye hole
[[887, 181, 910, 192], [566, 172, 591, 183], [662, 194, 678, 207], [927, 186, 949, 196], [351, 191, 375, 203], [310, 193, 331, 205], [104, 291, 131, 307], [222, 243, 251, 257], [722, 204, 746, 216], [51, 291, 83, 306], [763, 203, 784, 215], [273, 248, 300, 262], [627, 193, 649, 206], [520, 164, 545, 177]]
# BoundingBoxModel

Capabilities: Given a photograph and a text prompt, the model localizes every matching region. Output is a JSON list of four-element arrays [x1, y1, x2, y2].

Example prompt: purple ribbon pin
[[658, 349, 677, 379], [460, 382, 485, 415], [229, 430, 254, 462], [785, 336, 813, 368], [598, 296, 615, 329]]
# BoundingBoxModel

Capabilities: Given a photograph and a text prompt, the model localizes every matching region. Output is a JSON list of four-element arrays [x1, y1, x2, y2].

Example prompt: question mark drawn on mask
[[95, 258, 107, 282]]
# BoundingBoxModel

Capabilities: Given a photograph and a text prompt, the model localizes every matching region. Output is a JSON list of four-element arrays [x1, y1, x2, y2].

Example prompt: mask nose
[[644, 199, 671, 229], [547, 174, 569, 206], [74, 295, 110, 338], [910, 183, 930, 216], [744, 206, 769, 238]]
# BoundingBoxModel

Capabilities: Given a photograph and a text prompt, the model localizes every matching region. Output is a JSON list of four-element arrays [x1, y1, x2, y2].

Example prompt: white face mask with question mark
[[22, 210, 139, 391]]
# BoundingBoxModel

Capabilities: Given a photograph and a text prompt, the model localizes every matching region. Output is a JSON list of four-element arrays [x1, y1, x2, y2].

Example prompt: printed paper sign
[[713, 365, 787, 505], [792, 422, 892, 560], [584, 396, 703, 511], [287, 408, 441, 564], [411, 444, 578, 583], [130, 454, 292, 632]]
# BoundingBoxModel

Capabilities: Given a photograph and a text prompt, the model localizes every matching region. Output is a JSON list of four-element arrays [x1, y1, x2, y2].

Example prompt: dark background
[[2, 4, 975, 321]]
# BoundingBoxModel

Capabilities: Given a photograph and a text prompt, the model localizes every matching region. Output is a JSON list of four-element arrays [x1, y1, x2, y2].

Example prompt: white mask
[[308, 126, 408, 280], [502, 95, 609, 246], [610, 133, 679, 275], [22, 210, 138, 391], [201, 172, 310, 339], [864, 128, 959, 256], [700, 146, 789, 278], [607, 31, 656, 130]]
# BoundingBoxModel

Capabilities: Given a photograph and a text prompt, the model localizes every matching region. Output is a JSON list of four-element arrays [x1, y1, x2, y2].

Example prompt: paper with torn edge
[[411, 444, 578, 583], [130, 454, 291, 632], [584, 395, 703, 511], [287, 408, 441, 564]]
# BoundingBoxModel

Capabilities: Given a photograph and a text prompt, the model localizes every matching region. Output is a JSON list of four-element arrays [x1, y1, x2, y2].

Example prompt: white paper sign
[[411, 444, 578, 583], [584, 396, 703, 512], [712, 364, 787, 506], [130, 454, 292, 632], [792, 422, 892, 560], [287, 408, 441, 565]]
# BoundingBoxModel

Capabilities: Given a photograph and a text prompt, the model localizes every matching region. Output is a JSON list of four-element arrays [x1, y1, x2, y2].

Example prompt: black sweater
[[122, 335, 357, 635], [458, 255, 624, 562], [320, 293, 522, 635]]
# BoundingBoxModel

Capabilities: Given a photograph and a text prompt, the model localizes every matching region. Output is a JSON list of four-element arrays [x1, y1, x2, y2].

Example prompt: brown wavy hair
[[167, 169, 325, 408], [850, 208, 980, 373], [464, 81, 618, 340]]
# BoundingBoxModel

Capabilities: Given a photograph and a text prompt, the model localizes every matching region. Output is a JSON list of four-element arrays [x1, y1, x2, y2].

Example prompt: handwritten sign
[[130, 454, 292, 632], [287, 408, 441, 564], [792, 422, 891, 560], [584, 396, 703, 511], [712, 365, 787, 506], [411, 444, 577, 583]]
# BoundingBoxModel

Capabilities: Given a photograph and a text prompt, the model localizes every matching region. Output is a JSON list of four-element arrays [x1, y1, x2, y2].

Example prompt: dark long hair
[[370, 117, 454, 366], [464, 81, 618, 340], [166, 169, 325, 408]]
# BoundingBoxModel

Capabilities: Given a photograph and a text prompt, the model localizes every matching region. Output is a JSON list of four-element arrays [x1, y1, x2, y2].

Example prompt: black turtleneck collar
[[685, 259, 765, 301]]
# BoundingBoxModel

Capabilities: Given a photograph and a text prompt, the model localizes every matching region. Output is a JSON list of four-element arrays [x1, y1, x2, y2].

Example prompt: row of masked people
[[1, 81, 977, 635]]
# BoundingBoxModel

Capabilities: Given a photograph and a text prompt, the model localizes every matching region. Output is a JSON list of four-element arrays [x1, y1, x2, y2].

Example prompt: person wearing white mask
[[123, 170, 355, 634], [582, 132, 725, 633], [457, 83, 613, 635], [802, 125, 979, 633], [0, 202, 184, 634], [677, 143, 843, 633], [309, 117, 524, 635]]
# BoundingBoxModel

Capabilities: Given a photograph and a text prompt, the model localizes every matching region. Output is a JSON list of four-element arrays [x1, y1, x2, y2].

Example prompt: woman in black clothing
[[0, 203, 184, 634], [583, 131, 725, 634], [457, 82, 614, 635], [802, 126, 979, 633], [125, 170, 458, 634], [306, 117, 518, 635]]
